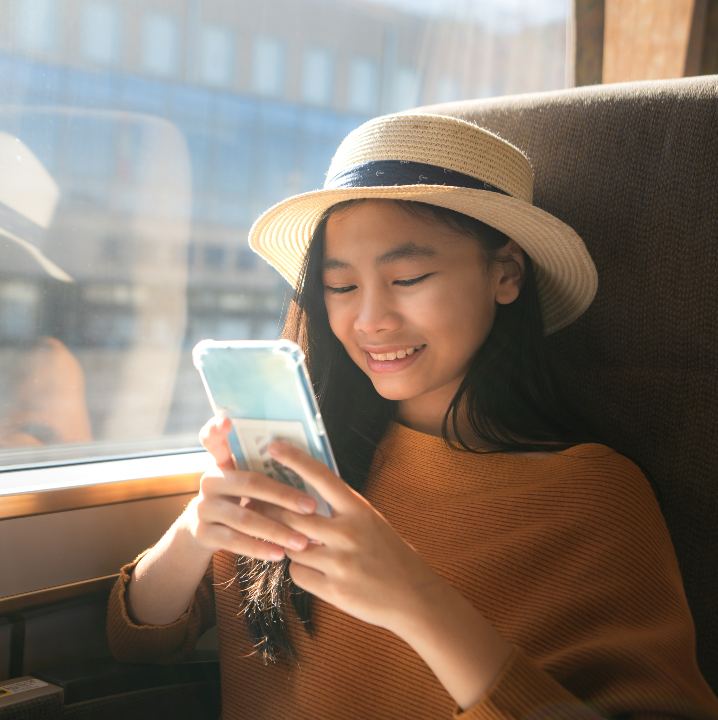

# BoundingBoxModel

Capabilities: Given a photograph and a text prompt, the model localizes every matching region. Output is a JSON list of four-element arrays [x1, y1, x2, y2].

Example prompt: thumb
[[199, 416, 235, 471]]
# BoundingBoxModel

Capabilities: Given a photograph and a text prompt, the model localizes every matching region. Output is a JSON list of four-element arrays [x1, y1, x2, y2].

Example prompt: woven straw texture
[[327, 113, 534, 199], [419, 75, 718, 693], [249, 114, 597, 335]]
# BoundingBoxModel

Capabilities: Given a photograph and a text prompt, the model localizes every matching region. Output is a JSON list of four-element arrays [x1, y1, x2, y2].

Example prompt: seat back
[[426, 75, 718, 692]]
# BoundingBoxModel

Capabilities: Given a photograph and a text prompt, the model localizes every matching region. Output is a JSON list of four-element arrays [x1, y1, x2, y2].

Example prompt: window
[[200, 25, 234, 87], [393, 67, 421, 112], [236, 249, 256, 270], [81, 2, 120, 65], [65, 115, 116, 183], [0, 282, 38, 340], [252, 36, 285, 97], [142, 12, 178, 77], [436, 76, 461, 103], [213, 94, 256, 226], [203, 244, 227, 270], [302, 48, 333, 106], [347, 56, 378, 114], [13, 0, 56, 54], [0, 0, 571, 480], [254, 103, 299, 209]]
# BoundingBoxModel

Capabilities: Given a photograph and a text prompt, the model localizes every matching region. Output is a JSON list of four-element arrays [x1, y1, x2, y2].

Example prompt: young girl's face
[[322, 200, 523, 432]]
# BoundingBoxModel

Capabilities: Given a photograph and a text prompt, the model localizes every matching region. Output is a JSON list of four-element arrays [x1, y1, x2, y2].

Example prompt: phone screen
[[193, 339, 334, 517]]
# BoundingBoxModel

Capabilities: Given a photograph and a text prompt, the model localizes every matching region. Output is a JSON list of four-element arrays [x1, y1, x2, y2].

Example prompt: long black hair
[[236, 198, 601, 664]]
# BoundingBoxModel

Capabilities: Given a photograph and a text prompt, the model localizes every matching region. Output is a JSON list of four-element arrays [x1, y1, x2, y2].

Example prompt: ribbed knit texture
[[107, 422, 718, 719], [417, 76, 718, 690]]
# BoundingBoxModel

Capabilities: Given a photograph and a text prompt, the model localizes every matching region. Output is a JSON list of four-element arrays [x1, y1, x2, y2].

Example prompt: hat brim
[[248, 184, 597, 335], [0, 226, 73, 283]]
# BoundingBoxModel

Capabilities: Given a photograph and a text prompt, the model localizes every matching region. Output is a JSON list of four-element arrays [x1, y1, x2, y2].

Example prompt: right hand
[[182, 417, 318, 562]]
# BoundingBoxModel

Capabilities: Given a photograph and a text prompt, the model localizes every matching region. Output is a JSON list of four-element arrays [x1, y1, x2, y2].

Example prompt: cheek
[[417, 279, 495, 345], [325, 301, 352, 345]]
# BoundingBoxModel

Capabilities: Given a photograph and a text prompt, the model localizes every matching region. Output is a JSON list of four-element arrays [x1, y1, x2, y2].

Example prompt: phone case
[[192, 339, 335, 517]]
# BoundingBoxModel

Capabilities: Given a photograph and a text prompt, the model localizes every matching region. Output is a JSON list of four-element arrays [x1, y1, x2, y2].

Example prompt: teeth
[[368, 345, 423, 361]]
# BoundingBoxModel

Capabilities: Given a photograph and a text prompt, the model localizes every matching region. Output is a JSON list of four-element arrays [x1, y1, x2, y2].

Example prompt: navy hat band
[[325, 159, 510, 196]]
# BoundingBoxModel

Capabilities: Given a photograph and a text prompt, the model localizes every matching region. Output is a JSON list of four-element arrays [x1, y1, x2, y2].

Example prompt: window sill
[[0, 451, 211, 519]]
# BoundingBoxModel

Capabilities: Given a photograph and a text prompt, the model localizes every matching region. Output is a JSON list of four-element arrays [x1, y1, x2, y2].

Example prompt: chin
[[373, 388, 409, 401], [368, 379, 419, 402]]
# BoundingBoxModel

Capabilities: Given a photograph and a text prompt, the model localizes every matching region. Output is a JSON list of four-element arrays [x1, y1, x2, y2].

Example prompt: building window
[[436, 76, 461, 103], [393, 66, 420, 111], [0, 282, 38, 341], [236, 249, 255, 270], [142, 12, 178, 77], [301, 48, 333, 106], [252, 35, 285, 97], [199, 25, 234, 87], [14, 0, 56, 54], [81, 1, 120, 65], [347, 56, 377, 114], [203, 244, 227, 270]]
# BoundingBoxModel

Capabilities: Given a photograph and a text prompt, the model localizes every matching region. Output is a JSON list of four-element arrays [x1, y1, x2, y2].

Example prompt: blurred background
[[0, 0, 715, 470]]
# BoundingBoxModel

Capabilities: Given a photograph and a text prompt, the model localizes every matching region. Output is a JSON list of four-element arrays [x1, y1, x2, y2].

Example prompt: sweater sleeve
[[106, 549, 217, 664], [451, 451, 718, 720]]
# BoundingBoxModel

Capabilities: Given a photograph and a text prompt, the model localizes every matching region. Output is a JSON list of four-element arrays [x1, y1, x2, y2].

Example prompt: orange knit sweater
[[107, 422, 718, 719]]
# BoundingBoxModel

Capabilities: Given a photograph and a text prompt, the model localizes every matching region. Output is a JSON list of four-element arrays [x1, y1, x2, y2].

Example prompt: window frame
[[0, 450, 207, 520]]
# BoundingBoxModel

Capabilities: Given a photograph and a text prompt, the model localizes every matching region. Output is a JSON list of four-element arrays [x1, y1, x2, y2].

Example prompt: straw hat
[[249, 112, 597, 335]]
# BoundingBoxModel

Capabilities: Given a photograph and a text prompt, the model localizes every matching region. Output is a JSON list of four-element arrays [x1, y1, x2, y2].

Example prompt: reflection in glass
[[302, 48, 334, 107], [199, 25, 234, 88], [253, 36, 286, 97], [0, 0, 569, 472], [0, 111, 191, 467], [13, 0, 57, 55], [81, 2, 120, 66], [348, 57, 379, 114], [142, 12, 179, 78]]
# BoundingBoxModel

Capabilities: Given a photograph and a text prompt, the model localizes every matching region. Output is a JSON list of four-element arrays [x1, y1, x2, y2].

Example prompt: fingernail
[[267, 441, 283, 456], [298, 498, 315, 514], [288, 536, 307, 550], [269, 548, 285, 561]]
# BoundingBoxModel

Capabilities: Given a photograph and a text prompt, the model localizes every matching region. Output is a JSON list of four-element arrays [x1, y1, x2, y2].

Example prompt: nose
[[353, 285, 401, 336]]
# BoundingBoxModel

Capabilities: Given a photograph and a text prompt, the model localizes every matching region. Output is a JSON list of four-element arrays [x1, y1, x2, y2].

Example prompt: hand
[[265, 440, 447, 636], [183, 417, 318, 562]]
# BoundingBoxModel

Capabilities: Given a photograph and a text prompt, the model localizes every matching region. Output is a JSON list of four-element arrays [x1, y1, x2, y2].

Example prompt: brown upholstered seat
[[423, 74, 718, 694]]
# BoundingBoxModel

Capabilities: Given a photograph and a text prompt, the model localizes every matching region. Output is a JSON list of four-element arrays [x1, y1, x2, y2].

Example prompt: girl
[[107, 113, 718, 719]]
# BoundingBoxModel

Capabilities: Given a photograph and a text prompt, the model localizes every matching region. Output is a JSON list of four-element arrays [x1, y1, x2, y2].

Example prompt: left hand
[[267, 440, 447, 635]]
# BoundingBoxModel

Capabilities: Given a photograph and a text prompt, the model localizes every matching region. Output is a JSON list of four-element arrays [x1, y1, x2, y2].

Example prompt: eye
[[394, 273, 434, 287], [324, 284, 356, 295]]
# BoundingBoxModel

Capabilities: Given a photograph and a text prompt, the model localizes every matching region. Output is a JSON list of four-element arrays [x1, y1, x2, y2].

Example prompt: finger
[[199, 416, 234, 470], [204, 523, 287, 562], [288, 560, 328, 597], [201, 468, 317, 516], [267, 441, 354, 514], [246, 501, 326, 546], [285, 543, 336, 573], [205, 499, 310, 551], [271, 508, 342, 547]]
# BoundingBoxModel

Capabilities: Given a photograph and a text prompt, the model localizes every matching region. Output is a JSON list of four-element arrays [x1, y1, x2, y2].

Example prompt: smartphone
[[192, 339, 334, 517]]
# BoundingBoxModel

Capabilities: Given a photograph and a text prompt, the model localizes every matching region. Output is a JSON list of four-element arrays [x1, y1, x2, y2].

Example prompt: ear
[[493, 241, 525, 305]]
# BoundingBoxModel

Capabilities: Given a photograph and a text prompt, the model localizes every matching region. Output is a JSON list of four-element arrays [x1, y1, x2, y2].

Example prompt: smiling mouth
[[365, 344, 426, 364]]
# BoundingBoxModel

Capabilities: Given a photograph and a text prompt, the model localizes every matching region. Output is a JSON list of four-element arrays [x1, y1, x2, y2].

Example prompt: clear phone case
[[192, 339, 335, 517]]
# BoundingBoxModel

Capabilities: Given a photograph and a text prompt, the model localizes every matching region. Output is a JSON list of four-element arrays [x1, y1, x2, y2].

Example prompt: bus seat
[[423, 73, 718, 694]]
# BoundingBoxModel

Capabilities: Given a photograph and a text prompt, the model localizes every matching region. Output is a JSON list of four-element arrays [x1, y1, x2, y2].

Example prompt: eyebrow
[[323, 241, 438, 271]]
